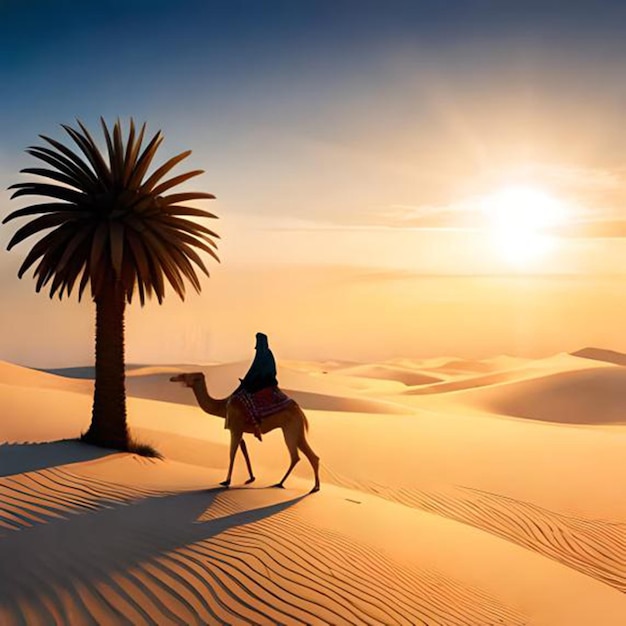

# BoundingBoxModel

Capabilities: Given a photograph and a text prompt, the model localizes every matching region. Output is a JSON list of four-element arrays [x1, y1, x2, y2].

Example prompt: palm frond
[[111, 121, 125, 182], [89, 222, 109, 274], [127, 130, 163, 189], [9, 182, 86, 204], [62, 123, 111, 185], [16, 227, 72, 278], [160, 205, 218, 219], [4, 118, 218, 304], [56, 227, 95, 277], [109, 221, 125, 278], [140, 228, 187, 299], [25, 146, 95, 191], [121, 119, 137, 184], [3, 202, 81, 224], [157, 222, 220, 262], [125, 229, 152, 306], [121, 120, 146, 185], [7, 212, 82, 249], [140, 150, 192, 192], [158, 214, 220, 243], [151, 169, 204, 196], [20, 167, 83, 189], [39, 134, 99, 187], [159, 192, 216, 206]]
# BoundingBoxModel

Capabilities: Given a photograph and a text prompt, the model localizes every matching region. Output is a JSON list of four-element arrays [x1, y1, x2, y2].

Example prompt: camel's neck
[[190, 377, 229, 418]]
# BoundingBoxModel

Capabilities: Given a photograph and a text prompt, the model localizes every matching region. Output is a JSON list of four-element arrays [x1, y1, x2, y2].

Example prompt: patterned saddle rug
[[233, 387, 295, 426]]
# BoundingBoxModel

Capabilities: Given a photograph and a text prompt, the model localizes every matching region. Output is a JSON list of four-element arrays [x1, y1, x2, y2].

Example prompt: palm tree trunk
[[82, 278, 129, 450]]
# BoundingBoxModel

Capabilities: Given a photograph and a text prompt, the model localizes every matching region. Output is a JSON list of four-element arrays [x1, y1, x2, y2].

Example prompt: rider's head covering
[[255, 332, 269, 350]]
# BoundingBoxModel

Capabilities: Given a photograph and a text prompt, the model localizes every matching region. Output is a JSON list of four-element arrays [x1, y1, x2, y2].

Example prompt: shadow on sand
[[0, 486, 306, 623], [0, 440, 114, 478]]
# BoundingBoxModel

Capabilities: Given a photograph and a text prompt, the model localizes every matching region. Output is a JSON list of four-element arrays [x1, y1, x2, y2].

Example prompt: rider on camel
[[239, 333, 278, 440]]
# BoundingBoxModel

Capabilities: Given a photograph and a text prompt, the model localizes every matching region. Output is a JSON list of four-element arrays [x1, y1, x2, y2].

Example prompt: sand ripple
[[0, 466, 523, 625], [323, 465, 626, 595]]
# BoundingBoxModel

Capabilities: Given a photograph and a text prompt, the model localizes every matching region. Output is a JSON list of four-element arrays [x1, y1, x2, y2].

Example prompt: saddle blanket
[[233, 387, 295, 425]]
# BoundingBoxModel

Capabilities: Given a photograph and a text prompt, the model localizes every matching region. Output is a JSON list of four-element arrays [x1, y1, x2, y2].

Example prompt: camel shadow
[[0, 440, 113, 478], [0, 488, 306, 622]]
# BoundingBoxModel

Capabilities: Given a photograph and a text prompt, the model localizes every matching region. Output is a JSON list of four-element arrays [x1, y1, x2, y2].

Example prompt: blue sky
[[3, 1, 626, 218], [3, 1, 626, 365], [4, 1, 626, 163]]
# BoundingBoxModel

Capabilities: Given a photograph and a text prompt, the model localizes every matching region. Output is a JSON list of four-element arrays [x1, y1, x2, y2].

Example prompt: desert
[[2, 348, 626, 624]]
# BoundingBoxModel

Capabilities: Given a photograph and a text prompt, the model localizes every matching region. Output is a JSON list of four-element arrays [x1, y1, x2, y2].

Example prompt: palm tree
[[3, 118, 219, 452]]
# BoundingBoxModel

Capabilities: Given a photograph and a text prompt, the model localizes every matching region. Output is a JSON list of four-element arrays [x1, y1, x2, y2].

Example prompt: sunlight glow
[[482, 185, 569, 268]]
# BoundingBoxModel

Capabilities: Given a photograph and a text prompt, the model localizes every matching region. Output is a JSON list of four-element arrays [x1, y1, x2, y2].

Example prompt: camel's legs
[[239, 439, 256, 484], [221, 430, 243, 487], [273, 426, 301, 489], [298, 437, 320, 493]]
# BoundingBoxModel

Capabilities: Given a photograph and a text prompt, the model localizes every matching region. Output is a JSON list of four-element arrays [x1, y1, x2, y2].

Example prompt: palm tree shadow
[[0, 487, 307, 623], [0, 440, 114, 478]]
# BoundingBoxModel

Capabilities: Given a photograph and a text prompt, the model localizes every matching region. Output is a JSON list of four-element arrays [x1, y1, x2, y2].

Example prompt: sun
[[481, 184, 569, 268]]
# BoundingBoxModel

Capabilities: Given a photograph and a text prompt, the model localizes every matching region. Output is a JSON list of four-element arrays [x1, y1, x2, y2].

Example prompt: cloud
[[487, 162, 626, 214], [526, 164, 626, 238], [550, 220, 626, 239], [368, 202, 481, 229], [507, 162, 625, 193], [359, 161, 626, 233]]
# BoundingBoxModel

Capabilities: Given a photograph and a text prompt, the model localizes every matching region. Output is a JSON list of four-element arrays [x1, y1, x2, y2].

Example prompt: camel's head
[[169, 372, 204, 388]]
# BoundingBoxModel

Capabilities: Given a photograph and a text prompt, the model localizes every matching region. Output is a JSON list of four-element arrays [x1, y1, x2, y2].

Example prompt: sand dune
[[334, 363, 442, 386], [461, 366, 626, 424], [0, 360, 91, 394], [2, 350, 626, 624], [126, 372, 413, 415], [25, 360, 411, 415], [572, 346, 626, 367], [403, 367, 544, 395], [402, 351, 612, 398], [420, 358, 503, 378], [323, 468, 626, 595], [0, 450, 525, 626]]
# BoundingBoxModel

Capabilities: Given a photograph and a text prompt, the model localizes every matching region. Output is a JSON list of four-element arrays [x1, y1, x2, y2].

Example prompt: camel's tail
[[299, 406, 310, 433]]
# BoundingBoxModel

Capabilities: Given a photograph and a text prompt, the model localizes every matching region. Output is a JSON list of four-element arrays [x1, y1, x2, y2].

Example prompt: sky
[[2, 0, 626, 366]]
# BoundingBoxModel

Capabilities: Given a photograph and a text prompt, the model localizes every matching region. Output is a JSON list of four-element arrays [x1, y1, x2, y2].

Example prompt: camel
[[170, 372, 320, 493]]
